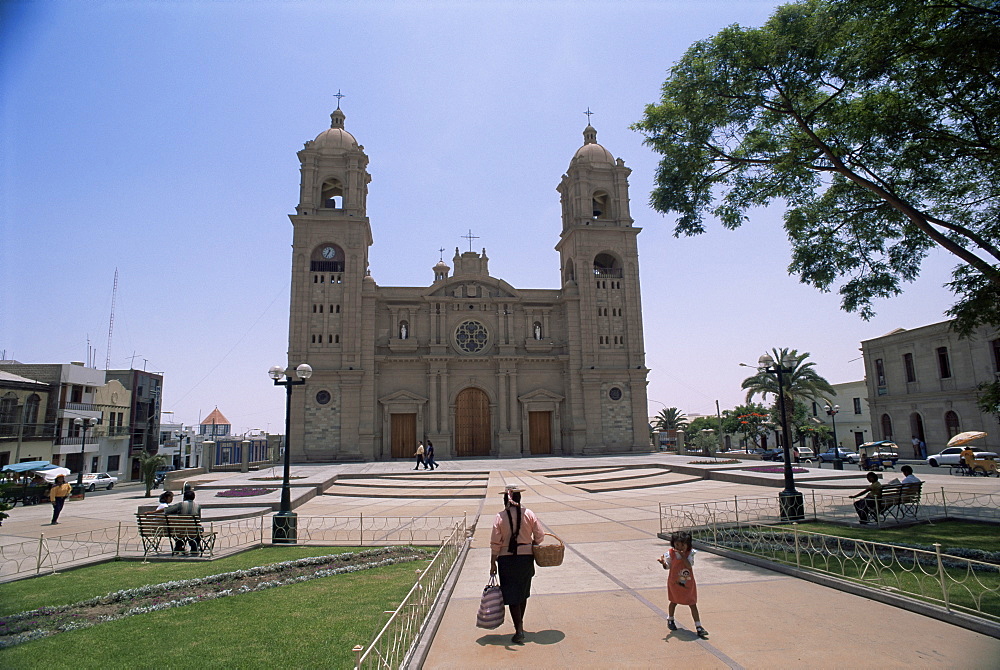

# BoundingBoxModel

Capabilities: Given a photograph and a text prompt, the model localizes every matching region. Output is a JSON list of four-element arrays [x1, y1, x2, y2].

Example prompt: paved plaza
[[2, 453, 999, 668]]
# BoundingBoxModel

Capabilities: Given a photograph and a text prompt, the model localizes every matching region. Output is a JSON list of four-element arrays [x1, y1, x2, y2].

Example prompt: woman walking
[[490, 485, 544, 644], [49, 474, 71, 524]]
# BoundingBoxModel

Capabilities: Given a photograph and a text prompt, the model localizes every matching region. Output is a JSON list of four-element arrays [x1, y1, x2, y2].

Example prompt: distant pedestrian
[[425, 441, 437, 470], [919, 440, 927, 459], [48, 474, 71, 525], [658, 530, 708, 638], [793, 446, 800, 464], [414, 442, 425, 470], [912, 436, 921, 459]]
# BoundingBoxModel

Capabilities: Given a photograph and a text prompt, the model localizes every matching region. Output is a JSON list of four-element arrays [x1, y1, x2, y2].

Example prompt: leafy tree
[[138, 450, 167, 498], [723, 403, 772, 449], [652, 407, 688, 432], [689, 428, 719, 457], [977, 381, 1000, 423], [686, 416, 717, 435], [741, 348, 835, 412], [633, 0, 1000, 335]]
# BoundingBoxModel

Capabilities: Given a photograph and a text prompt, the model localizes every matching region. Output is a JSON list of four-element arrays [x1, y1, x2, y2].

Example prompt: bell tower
[[556, 122, 649, 453], [286, 104, 375, 461]]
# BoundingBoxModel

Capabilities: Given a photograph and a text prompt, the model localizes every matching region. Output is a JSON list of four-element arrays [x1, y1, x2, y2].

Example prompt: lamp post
[[825, 404, 842, 470], [73, 417, 97, 493], [757, 353, 804, 520], [269, 362, 312, 544]]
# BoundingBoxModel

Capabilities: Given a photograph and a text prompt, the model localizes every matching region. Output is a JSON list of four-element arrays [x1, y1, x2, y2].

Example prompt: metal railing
[[694, 522, 1000, 622], [354, 520, 469, 668], [659, 488, 1000, 536], [0, 515, 468, 583]]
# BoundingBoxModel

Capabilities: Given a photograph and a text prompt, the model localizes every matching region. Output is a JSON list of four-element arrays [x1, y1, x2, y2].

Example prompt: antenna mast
[[105, 268, 118, 370]]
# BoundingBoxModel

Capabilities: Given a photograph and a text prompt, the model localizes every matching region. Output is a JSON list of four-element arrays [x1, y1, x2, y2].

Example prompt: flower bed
[[0, 546, 428, 649], [215, 487, 276, 498], [688, 459, 741, 465]]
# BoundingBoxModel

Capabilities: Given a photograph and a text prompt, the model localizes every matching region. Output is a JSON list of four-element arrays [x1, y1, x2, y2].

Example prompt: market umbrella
[[1, 460, 51, 473], [35, 466, 72, 482], [947, 431, 988, 447]]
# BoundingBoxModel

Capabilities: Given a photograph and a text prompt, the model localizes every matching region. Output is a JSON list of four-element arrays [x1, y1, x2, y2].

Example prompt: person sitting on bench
[[850, 472, 882, 524], [900, 465, 920, 484], [164, 489, 202, 555]]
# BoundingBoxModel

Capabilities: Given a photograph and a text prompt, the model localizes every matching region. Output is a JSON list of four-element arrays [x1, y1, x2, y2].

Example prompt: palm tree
[[652, 407, 688, 432], [741, 348, 834, 411], [138, 450, 167, 498]]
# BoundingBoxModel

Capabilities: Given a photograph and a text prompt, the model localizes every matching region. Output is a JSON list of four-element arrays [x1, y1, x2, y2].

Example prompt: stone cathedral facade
[[283, 106, 650, 461]]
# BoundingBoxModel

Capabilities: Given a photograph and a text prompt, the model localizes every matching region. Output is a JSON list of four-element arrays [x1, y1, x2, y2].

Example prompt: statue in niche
[[533, 322, 542, 340], [399, 322, 408, 339]]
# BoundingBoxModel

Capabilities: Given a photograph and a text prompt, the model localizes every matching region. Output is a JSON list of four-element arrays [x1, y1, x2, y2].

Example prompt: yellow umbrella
[[947, 431, 988, 447]]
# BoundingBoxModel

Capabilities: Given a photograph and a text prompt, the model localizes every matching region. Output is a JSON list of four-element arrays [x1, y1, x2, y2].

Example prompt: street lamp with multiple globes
[[73, 417, 97, 493], [756, 353, 804, 520], [268, 362, 312, 544], [825, 404, 843, 470]]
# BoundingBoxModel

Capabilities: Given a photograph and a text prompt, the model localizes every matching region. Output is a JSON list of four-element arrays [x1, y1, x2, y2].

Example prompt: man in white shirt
[[900, 465, 921, 484]]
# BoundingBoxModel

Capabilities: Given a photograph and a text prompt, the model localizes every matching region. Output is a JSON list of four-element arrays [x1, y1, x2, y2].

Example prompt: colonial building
[[861, 321, 1000, 452], [282, 107, 650, 461]]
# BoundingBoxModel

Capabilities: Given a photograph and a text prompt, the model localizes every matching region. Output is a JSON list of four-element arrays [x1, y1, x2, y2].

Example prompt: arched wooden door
[[455, 388, 491, 457]]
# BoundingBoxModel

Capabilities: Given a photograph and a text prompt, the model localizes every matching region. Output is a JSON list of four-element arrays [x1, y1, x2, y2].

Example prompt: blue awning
[[1, 460, 52, 473]]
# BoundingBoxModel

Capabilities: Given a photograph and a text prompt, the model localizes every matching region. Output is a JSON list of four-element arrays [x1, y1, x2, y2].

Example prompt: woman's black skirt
[[497, 554, 535, 605]]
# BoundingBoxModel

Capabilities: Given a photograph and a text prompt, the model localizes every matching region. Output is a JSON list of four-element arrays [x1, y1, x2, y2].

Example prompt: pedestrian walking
[[414, 442, 425, 470], [48, 474, 71, 525], [490, 485, 544, 645], [425, 440, 437, 470], [658, 530, 708, 638]]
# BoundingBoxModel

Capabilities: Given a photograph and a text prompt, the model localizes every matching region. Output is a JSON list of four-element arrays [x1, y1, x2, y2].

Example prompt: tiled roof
[[201, 407, 230, 426]]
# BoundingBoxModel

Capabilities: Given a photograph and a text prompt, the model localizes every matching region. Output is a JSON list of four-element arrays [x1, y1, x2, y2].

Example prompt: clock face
[[322, 246, 337, 259]]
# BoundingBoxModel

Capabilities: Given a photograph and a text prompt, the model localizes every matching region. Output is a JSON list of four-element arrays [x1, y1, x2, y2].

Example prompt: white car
[[81, 472, 118, 491], [927, 447, 998, 467]]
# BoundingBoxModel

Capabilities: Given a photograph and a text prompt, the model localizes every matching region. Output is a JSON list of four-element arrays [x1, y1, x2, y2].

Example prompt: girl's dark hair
[[670, 531, 692, 548], [503, 490, 522, 507], [159, 491, 173, 503]]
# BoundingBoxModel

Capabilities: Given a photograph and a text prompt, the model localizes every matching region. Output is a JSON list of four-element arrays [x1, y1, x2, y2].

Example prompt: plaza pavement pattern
[[3, 454, 999, 667]]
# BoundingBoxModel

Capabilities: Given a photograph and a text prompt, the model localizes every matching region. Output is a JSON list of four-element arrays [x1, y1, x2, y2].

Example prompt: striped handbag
[[476, 575, 505, 629]]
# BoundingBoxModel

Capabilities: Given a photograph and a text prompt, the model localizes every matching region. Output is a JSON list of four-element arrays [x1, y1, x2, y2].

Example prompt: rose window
[[455, 320, 489, 353]]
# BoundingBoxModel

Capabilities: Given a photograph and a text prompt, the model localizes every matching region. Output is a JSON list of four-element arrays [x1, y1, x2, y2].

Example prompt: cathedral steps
[[536, 465, 701, 493], [321, 474, 488, 499]]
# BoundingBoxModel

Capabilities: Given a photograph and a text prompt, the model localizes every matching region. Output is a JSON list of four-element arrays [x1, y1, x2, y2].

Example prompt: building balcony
[[60, 401, 101, 412], [0, 423, 56, 440]]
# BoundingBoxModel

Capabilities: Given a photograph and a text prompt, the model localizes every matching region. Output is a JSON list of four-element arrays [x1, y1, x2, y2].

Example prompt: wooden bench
[[872, 482, 922, 523], [136, 513, 217, 558]]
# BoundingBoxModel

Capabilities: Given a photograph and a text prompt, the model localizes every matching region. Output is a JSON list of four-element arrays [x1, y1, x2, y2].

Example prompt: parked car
[[81, 472, 118, 491], [818, 448, 860, 464], [772, 447, 815, 462], [927, 447, 999, 467], [760, 449, 783, 461]]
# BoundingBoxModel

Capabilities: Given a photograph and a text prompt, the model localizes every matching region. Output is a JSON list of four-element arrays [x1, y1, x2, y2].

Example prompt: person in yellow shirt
[[49, 474, 72, 524]]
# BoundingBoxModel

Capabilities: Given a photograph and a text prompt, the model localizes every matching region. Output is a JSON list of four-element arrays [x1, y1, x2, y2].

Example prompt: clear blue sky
[[1, 0, 957, 434]]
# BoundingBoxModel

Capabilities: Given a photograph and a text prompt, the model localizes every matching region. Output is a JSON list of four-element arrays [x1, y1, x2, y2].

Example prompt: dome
[[571, 125, 614, 165], [312, 108, 359, 152]]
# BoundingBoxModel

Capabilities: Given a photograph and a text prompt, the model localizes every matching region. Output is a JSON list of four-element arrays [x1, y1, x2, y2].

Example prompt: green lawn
[[0, 547, 432, 668], [792, 520, 1000, 553]]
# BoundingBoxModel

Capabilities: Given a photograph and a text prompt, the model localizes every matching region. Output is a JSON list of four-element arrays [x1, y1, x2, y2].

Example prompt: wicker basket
[[533, 533, 565, 567]]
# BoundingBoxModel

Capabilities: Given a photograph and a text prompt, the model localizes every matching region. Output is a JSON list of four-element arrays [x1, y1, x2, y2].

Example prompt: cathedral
[[283, 105, 650, 461]]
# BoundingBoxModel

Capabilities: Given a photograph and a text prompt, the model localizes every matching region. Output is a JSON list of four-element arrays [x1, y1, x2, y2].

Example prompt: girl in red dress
[[657, 531, 708, 638]]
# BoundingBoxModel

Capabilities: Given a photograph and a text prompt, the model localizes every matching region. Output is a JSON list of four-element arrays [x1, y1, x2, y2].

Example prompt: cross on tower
[[584, 107, 594, 123], [333, 89, 345, 109], [439, 247, 446, 261], [462, 230, 480, 252]]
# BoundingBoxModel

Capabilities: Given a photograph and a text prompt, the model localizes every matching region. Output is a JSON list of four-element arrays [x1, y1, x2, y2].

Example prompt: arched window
[[593, 253, 622, 279], [321, 178, 344, 208], [944, 411, 961, 438], [0, 393, 17, 437], [880, 414, 893, 440], [592, 190, 610, 219]]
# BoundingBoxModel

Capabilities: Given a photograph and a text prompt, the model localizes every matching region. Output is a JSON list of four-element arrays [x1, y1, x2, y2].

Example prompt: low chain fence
[[694, 522, 1000, 622], [0, 514, 469, 583], [354, 520, 469, 669], [659, 488, 1000, 536]]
